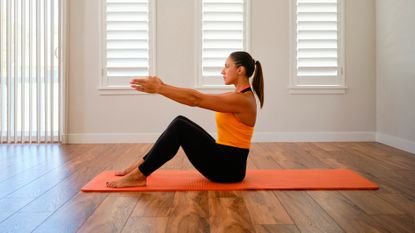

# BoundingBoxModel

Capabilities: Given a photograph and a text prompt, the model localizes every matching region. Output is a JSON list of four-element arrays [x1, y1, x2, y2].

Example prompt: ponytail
[[252, 61, 264, 108]]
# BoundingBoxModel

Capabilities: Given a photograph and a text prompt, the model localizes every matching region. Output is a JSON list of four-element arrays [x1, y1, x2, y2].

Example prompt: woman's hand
[[130, 76, 163, 94]]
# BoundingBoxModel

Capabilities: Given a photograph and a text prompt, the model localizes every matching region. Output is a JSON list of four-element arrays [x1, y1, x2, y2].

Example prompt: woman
[[106, 51, 264, 188]]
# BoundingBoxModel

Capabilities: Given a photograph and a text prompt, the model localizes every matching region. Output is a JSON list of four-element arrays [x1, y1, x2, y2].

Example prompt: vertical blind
[[201, 0, 246, 85], [0, 0, 63, 143], [104, 0, 151, 86], [296, 0, 340, 80]]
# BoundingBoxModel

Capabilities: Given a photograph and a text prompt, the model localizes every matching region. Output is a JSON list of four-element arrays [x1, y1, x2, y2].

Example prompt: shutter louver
[[296, 0, 339, 79], [202, 0, 245, 84], [106, 0, 150, 81]]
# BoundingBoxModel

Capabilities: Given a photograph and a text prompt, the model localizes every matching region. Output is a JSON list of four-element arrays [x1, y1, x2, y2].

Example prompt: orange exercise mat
[[81, 169, 379, 192]]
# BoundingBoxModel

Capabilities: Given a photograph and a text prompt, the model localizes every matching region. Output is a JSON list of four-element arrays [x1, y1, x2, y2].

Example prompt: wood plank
[[0, 145, 122, 232], [308, 191, 389, 233], [311, 142, 340, 152], [263, 142, 330, 169], [122, 217, 168, 233], [255, 224, 300, 233], [275, 191, 345, 233], [304, 143, 399, 195], [32, 192, 108, 233], [306, 143, 353, 169], [0, 197, 34, 223], [370, 214, 415, 233], [0, 145, 105, 223], [2, 145, 109, 200], [161, 148, 186, 170], [209, 193, 255, 233], [313, 145, 391, 182], [0, 144, 75, 182], [376, 193, 415, 217], [109, 144, 152, 171], [127, 192, 174, 217], [374, 169, 415, 199], [77, 195, 138, 233], [0, 212, 51, 233], [353, 142, 415, 170], [208, 190, 240, 198], [121, 192, 174, 232], [248, 144, 283, 169], [0, 144, 85, 182], [166, 191, 210, 233], [29, 145, 127, 233], [177, 148, 194, 169], [340, 190, 402, 215], [241, 190, 293, 224], [0, 166, 107, 233]]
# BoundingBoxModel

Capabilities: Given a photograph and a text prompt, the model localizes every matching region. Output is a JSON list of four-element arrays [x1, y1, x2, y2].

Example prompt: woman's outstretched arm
[[131, 76, 252, 113]]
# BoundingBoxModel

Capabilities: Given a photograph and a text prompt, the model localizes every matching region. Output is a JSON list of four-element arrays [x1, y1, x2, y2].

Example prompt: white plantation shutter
[[199, 0, 248, 86], [290, 0, 345, 93], [102, 0, 154, 88]]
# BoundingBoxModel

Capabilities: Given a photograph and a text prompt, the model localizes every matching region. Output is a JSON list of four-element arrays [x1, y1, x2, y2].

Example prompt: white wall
[[376, 0, 415, 153], [66, 0, 376, 143]]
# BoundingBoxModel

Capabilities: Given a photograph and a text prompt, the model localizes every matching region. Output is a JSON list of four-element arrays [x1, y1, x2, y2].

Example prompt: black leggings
[[139, 115, 249, 183]]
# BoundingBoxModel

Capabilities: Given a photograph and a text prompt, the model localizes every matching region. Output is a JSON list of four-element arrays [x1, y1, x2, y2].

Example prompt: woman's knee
[[170, 115, 192, 127], [173, 115, 190, 122], [166, 115, 192, 134]]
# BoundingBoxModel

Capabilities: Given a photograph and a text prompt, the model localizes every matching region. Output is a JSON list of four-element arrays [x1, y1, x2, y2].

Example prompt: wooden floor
[[0, 142, 414, 233]]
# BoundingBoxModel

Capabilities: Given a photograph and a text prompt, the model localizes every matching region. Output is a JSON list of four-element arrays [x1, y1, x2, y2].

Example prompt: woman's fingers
[[129, 79, 139, 84], [131, 76, 161, 93], [131, 85, 146, 92], [130, 78, 146, 84]]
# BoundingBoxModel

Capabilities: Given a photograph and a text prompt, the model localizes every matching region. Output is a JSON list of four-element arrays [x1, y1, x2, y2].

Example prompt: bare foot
[[114, 159, 145, 176], [106, 168, 147, 188]]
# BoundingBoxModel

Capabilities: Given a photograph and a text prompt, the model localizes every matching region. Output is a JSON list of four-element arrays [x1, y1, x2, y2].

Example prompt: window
[[197, 0, 250, 87], [0, 0, 64, 143], [289, 0, 345, 94], [99, 0, 155, 93]]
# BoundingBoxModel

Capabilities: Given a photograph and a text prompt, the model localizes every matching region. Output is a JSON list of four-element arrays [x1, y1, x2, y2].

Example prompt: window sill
[[98, 85, 236, 95], [97, 86, 147, 95], [288, 85, 348, 95]]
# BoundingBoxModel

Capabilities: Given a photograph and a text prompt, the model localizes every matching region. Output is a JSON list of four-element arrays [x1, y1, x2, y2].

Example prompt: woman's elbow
[[190, 93, 202, 107], [190, 98, 200, 107]]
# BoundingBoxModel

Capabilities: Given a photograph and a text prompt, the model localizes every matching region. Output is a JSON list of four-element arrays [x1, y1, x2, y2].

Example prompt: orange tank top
[[216, 112, 254, 149]]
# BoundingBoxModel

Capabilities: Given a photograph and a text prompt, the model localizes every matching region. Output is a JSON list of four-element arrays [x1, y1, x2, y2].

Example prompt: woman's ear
[[237, 66, 246, 76]]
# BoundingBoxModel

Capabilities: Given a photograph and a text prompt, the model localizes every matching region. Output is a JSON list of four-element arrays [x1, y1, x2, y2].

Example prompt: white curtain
[[0, 0, 64, 143]]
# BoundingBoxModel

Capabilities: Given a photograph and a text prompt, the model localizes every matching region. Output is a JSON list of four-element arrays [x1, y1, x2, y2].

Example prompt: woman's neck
[[236, 83, 251, 93]]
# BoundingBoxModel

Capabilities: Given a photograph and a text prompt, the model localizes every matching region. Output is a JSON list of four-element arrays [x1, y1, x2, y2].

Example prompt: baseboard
[[65, 131, 376, 144], [376, 133, 415, 154], [253, 132, 376, 142], [64, 131, 414, 155], [65, 133, 161, 144]]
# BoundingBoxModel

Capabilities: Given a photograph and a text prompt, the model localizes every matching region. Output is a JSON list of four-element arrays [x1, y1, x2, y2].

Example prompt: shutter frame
[[100, 0, 155, 92], [289, 0, 346, 94]]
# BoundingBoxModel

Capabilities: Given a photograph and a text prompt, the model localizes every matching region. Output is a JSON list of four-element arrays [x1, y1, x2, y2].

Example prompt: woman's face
[[221, 57, 239, 85]]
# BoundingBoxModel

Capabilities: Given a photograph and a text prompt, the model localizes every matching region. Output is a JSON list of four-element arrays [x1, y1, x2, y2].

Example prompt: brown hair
[[229, 51, 264, 108]]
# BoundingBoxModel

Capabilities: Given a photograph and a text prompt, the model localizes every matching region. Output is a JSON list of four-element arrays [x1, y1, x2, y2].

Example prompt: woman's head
[[229, 51, 256, 78], [226, 51, 264, 108]]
